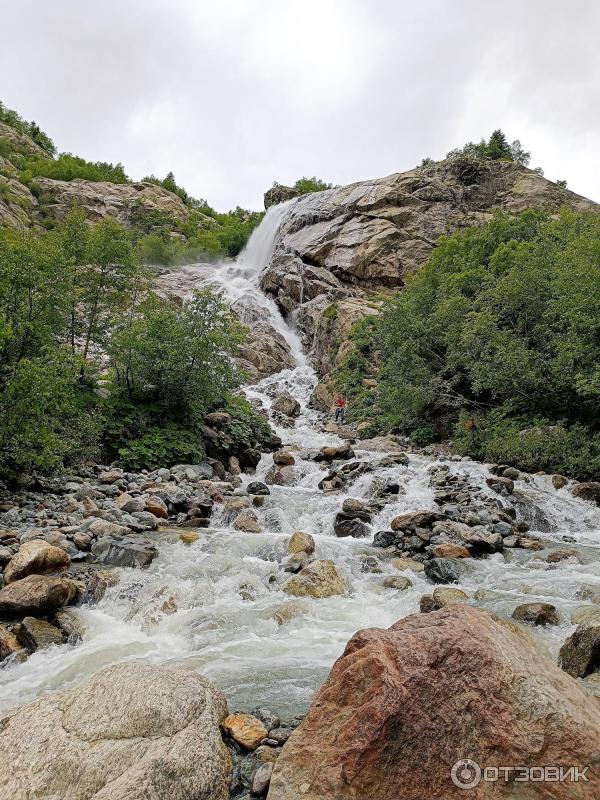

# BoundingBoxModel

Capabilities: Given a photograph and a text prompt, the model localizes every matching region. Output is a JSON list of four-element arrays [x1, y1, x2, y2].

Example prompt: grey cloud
[[1, 0, 598, 209]]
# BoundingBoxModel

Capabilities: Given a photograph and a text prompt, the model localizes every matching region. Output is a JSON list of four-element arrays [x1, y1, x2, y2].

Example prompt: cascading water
[[1, 207, 600, 715]]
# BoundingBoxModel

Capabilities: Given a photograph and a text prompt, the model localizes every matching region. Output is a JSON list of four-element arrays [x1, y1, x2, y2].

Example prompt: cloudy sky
[[2, 0, 598, 210]]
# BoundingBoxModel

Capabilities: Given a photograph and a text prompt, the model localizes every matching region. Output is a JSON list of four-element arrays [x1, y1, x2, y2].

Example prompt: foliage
[[0, 100, 55, 155], [375, 208, 600, 477], [0, 351, 99, 479], [20, 153, 129, 185], [141, 171, 193, 206], [446, 129, 530, 166], [116, 423, 204, 471], [293, 176, 334, 194], [219, 394, 273, 451]]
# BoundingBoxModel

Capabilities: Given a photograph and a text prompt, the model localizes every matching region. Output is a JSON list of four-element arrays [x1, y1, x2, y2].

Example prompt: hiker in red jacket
[[335, 396, 346, 423]]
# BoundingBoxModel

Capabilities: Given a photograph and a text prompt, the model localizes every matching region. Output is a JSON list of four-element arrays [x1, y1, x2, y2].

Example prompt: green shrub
[[0, 101, 56, 155], [293, 176, 334, 193], [20, 153, 129, 184], [219, 394, 273, 451], [117, 424, 204, 471]]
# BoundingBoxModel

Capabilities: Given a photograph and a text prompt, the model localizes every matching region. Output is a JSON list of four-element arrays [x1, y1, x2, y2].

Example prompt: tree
[[509, 139, 531, 167], [486, 129, 512, 160]]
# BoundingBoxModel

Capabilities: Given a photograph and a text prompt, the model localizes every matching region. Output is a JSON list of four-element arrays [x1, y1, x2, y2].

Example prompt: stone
[[271, 393, 300, 417], [571, 606, 600, 625], [73, 532, 93, 551], [228, 455, 241, 475], [486, 475, 514, 494], [224, 496, 252, 515], [273, 449, 295, 466], [0, 574, 77, 618], [419, 594, 437, 613], [512, 602, 560, 626], [333, 515, 369, 538], [341, 498, 365, 514], [0, 623, 22, 661], [382, 576, 412, 591], [98, 468, 124, 484], [251, 762, 273, 795], [391, 557, 424, 572], [271, 600, 309, 626], [222, 713, 268, 751], [144, 495, 169, 519], [287, 531, 315, 555], [432, 587, 469, 608], [115, 493, 146, 513], [502, 467, 520, 480], [248, 481, 270, 496], [179, 531, 200, 544], [233, 511, 262, 533], [429, 543, 470, 559], [0, 662, 231, 800], [423, 558, 466, 585], [372, 530, 400, 548], [267, 727, 292, 745], [3, 539, 70, 583], [283, 559, 347, 598], [284, 552, 309, 573], [559, 622, 600, 678], [266, 606, 600, 800], [571, 481, 600, 504], [53, 609, 86, 643], [390, 511, 439, 531], [551, 474, 568, 489], [16, 617, 63, 651], [88, 519, 131, 538], [546, 548, 580, 563], [91, 534, 158, 569], [265, 465, 296, 486], [205, 411, 231, 427]]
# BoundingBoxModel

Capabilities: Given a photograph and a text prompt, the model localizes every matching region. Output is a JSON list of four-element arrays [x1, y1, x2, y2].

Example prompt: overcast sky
[[2, 0, 599, 210]]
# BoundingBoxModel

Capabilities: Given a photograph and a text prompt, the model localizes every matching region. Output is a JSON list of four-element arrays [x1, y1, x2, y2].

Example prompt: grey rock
[[91, 534, 158, 569]]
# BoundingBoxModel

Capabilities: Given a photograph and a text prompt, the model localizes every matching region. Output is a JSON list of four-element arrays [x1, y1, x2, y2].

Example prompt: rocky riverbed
[[1, 201, 599, 799]]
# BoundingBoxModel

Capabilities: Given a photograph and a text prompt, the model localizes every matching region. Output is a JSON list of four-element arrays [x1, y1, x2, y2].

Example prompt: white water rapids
[[1, 206, 600, 716]]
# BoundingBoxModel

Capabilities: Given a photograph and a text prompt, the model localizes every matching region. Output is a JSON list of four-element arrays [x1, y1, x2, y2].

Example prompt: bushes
[[20, 153, 129, 185], [293, 176, 334, 194], [373, 208, 600, 477], [0, 101, 55, 155]]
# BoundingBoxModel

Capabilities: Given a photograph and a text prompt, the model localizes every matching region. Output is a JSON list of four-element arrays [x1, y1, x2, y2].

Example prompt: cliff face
[[260, 159, 598, 396]]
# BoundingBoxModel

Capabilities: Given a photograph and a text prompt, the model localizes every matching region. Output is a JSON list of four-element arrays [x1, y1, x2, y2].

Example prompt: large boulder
[[571, 482, 600, 505], [3, 539, 70, 583], [0, 574, 77, 618], [0, 662, 231, 799], [271, 392, 300, 418], [91, 534, 158, 569], [283, 560, 347, 599], [559, 622, 600, 678], [267, 606, 600, 800]]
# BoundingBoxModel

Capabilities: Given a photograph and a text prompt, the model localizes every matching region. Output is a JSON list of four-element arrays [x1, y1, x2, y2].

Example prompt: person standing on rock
[[335, 396, 346, 423]]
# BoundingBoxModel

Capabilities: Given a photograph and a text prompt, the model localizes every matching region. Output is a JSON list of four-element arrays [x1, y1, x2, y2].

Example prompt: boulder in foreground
[[267, 605, 600, 800], [0, 662, 231, 800]]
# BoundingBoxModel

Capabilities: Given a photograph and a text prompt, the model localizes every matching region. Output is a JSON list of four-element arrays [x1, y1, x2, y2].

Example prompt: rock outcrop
[[260, 160, 598, 394], [0, 662, 231, 800], [267, 605, 600, 800]]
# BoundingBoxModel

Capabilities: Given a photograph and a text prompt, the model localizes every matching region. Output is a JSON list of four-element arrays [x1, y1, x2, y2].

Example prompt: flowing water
[[1, 207, 600, 715]]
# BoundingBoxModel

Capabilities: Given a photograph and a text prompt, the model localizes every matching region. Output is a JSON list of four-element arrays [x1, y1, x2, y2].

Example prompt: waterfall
[[1, 209, 600, 718]]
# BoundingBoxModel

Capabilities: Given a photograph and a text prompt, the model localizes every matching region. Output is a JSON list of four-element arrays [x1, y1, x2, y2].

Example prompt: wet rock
[[115, 493, 145, 513], [91, 534, 158, 569], [383, 576, 412, 591], [390, 510, 440, 531], [559, 622, 600, 678], [391, 557, 424, 573], [3, 539, 70, 583], [248, 481, 270, 496], [341, 498, 365, 514], [251, 762, 273, 795], [512, 602, 560, 626], [333, 514, 369, 538], [287, 531, 315, 555], [517, 536, 544, 550], [222, 713, 268, 751], [233, 511, 263, 533], [423, 558, 467, 585], [372, 530, 400, 548], [546, 548, 580, 563], [314, 443, 355, 462], [0, 662, 231, 800], [73, 532, 92, 551], [144, 495, 169, 519], [266, 605, 600, 800], [271, 600, 309, 626], [88, 518, 131, 538], [264, 465, 295, 486], [551, 474, 568, 489], [0, 574, 77, 618], [267, 727, 293, 745], [52, 608, 86, 643], [271, 393, 300, 417], [419, 594, 437, 613], [429, 543, 470, 559], [16, 617, 63, 651], [570, 606, 600, 626], [284, 552, 309, 573], [252, 708, 281, 732], [205, 411, 231, 427], [283, 559, 347, 598], [432, 587, 469, 608], [0, 623, 23, 661], [571, 481, 600, 504], [486, 475, 514, 494], [502, 467, 520, 480], [377, 452, 409, 468], [224, 496, 252, 516], [273, 450, 295, 466]]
